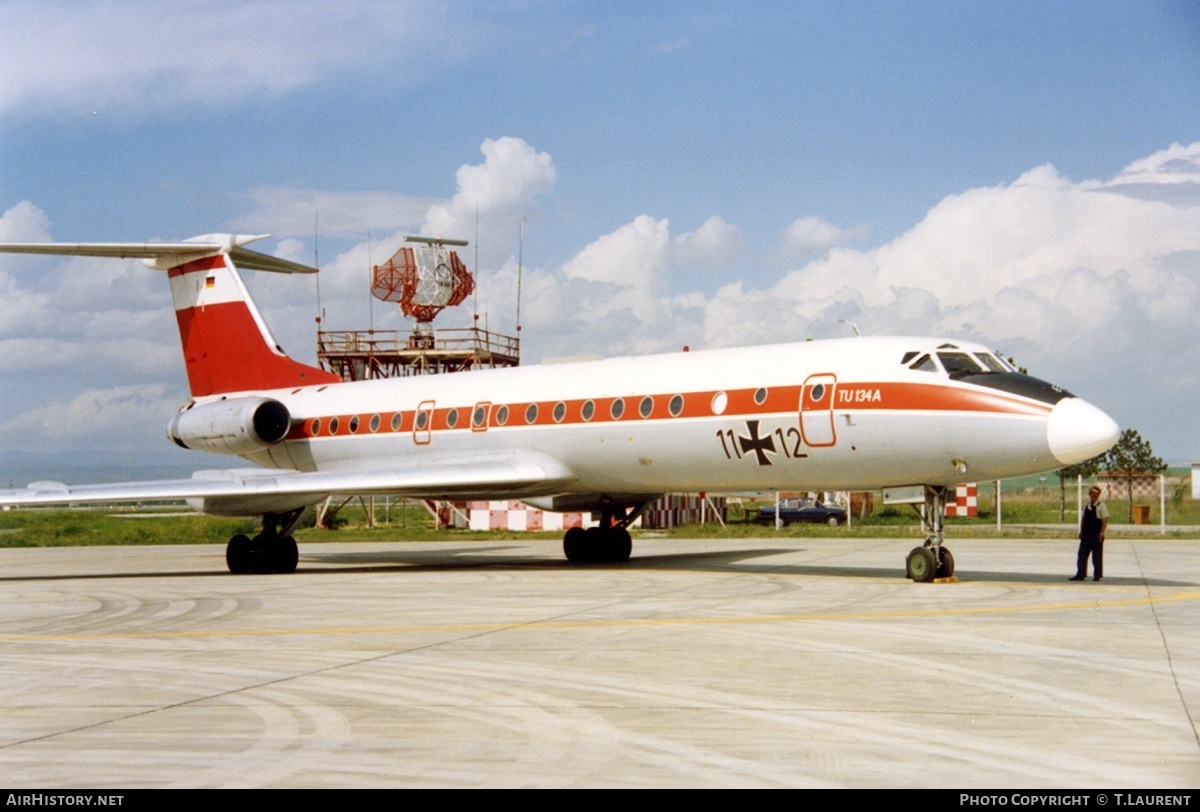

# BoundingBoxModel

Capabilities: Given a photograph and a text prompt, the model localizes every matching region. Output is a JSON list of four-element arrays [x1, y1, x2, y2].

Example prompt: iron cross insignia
[[738, 420, 776, 465]]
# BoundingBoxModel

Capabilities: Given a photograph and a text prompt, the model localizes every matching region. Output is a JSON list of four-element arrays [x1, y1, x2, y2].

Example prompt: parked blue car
[[757, 498, 847, 527]]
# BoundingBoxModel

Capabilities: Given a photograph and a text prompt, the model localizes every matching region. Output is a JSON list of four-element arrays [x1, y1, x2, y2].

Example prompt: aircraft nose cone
[[1047, 398, 1119, 465]]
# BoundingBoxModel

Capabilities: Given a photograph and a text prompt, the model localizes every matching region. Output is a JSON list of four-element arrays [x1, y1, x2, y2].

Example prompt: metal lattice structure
[[317, 326, 519, 380], [371, 240, 475, 325]]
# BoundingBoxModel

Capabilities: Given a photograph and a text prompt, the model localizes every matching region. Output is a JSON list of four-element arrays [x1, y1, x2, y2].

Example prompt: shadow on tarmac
[[2, 543, 1195, 588]]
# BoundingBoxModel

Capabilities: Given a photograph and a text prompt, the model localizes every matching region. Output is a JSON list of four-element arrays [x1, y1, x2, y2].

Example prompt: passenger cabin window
[[581, 400, 595, 421], [525, 404, 539, 424], [610, 398, 625, 420], [391, 413, 403, 431], [496, 405, 509, 426]]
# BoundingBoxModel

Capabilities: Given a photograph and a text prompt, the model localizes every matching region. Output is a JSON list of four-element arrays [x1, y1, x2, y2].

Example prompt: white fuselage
[[216, 335, 1111, 506]]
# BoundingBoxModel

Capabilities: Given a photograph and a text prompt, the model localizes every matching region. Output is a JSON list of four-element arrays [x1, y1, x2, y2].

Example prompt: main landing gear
[[562, 502, 647, 564], [226, 507, 307, 574], [905, 485, 956, 583]]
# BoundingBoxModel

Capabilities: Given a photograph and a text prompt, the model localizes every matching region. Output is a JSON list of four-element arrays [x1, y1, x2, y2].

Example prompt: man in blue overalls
[[1070, 486, 1109, 582]]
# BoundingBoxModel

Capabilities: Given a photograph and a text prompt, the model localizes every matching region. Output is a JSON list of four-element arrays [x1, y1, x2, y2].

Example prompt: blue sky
[[2, 0, 1199, 480]]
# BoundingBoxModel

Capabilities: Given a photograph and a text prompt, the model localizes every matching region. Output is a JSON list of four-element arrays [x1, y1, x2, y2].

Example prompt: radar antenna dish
[[371, 236, 475, 329]]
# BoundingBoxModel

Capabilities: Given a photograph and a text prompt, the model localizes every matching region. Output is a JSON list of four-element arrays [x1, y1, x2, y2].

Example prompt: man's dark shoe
[[1093, 577, 1102, 582], [1069, 575, 1085, 581]]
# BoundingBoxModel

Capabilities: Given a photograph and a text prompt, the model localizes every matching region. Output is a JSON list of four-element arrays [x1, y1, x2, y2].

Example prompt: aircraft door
[[471, 402, 491, 432], [800, 373, 837, 447], [414, 400, 434, 445]]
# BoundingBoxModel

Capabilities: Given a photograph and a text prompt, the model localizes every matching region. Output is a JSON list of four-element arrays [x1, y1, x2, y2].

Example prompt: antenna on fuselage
[[838, 320, 862, 337]]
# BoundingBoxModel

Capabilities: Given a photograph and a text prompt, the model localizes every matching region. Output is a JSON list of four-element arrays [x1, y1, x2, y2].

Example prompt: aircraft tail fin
[[0, 234, 342, 397]]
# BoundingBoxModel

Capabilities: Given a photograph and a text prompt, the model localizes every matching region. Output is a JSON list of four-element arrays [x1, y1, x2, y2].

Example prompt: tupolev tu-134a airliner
[[0, 234, 1119, 581]]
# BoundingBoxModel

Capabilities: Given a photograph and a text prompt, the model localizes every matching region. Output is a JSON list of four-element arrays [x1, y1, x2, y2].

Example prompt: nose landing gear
[[905, 485, 955, 583]]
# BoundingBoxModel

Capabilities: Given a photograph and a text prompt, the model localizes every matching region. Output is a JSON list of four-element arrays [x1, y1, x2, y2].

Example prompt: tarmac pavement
[[1, 534, 1198, 788]]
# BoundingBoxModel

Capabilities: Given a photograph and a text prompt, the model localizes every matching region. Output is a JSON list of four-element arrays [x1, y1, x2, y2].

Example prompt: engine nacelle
[[168, 397, 292, 456]]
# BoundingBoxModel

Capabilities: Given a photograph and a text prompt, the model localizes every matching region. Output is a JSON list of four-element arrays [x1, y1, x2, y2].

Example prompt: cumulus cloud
[[560, 215, 668, 325], [671, 216, 743, 268], [0, 384, 178, 451], [781, 215, 868, 256], [0, 0, 472, 118], [562, 215, 667, 286], [0, 201, 191, 414], [0, 201, 52, 242], [732, 151, 1199, 358], [1102, 141, 1200, 196], [420, 136, 557, 246]]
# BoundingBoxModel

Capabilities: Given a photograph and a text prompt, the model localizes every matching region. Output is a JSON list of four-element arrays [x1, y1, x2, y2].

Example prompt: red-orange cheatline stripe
[[285, 381, 1051, 440]]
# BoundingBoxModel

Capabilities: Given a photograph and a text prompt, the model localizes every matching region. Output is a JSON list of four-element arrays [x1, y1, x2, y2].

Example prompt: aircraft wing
[[0, 453, 576, 514]]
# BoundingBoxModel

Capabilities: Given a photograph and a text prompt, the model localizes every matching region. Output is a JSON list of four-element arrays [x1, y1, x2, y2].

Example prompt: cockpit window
[[909, 354, 938, 373], [937, 352, 985, 376], [973, 352, 1009, 373], [901, 351, 919, 364]]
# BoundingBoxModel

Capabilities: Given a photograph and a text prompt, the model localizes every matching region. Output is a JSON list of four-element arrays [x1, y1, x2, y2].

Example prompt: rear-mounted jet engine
[[168, 397, 291, 455]]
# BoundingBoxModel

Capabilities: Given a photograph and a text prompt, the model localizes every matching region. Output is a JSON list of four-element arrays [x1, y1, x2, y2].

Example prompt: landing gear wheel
[[248, 533, 275, 574], [906, 546, 936, 583], [226, 534, 252, 574], [583, 527, 605, 562], [562, 501, 646, 565], [935, 547, 955, 579], [272, 536, 299, 574], [608, 527, 632, 562], [563, 527, 587, 562], [563, 526, 633, 563]]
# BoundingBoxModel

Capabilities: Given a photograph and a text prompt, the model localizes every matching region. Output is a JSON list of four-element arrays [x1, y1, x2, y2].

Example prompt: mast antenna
[[515, 214, 524, 337], [314, 211, 322, 330]]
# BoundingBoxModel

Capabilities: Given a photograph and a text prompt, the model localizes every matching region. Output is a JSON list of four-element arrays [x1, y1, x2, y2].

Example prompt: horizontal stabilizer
[[0, 234, 317, 273]]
